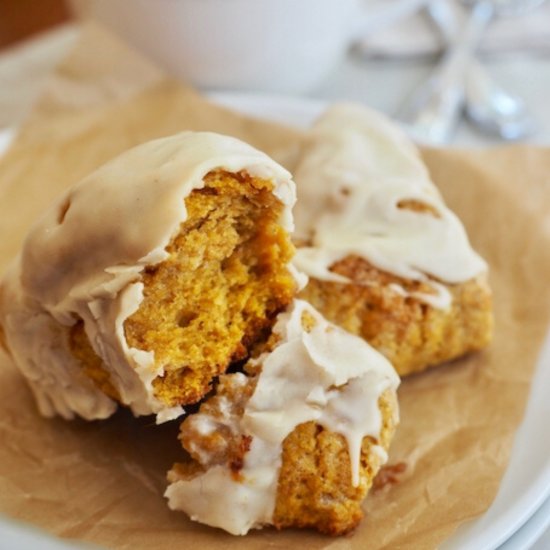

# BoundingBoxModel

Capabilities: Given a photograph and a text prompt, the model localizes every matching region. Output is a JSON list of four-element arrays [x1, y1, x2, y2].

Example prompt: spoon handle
[[398, 0, 494, 143], [426, 0, 536, 140]]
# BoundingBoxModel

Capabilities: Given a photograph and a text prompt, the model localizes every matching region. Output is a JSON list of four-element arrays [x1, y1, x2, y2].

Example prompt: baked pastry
[[166, 299, 400, 535], [0, 132, 301, 422], [293, 104, 492, 376]]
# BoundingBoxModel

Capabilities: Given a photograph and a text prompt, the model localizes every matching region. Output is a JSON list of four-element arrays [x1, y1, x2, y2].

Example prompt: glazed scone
[[166, 300, 400, 535], [0, 132, 301, 422], [294, 104, 493, 376]]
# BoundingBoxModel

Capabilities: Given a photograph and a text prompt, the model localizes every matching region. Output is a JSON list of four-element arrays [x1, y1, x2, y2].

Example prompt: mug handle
[[350, 0, 430, 39]]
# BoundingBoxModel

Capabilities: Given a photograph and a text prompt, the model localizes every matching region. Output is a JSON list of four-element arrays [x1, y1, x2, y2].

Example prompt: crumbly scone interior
[[273, 391, 396, 534], [71, 170, 296, 407]]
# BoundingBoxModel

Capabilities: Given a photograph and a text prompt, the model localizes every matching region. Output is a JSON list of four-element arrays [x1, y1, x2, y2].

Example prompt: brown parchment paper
[[1, 24, 550, 550]]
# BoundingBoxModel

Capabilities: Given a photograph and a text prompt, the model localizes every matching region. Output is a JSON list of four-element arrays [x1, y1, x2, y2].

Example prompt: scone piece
[[300, 257, 492, 376], [166, 300, 400, 535], [293, 104, 493, 376], [0, 132, 300, 421]]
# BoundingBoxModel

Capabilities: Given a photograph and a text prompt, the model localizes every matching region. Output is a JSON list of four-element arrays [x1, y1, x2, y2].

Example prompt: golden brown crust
[[299, 255, 493, 376], [273, 390, 397, 535]]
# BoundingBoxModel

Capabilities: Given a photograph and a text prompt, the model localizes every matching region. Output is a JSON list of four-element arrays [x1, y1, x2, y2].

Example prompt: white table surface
[[1, 22, 549, 550]]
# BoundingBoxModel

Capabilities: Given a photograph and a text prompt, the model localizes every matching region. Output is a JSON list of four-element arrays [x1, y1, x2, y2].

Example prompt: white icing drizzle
[[1, 132, 297, 421], [293, 103, 487, 308], [165, 299, 400, 535]]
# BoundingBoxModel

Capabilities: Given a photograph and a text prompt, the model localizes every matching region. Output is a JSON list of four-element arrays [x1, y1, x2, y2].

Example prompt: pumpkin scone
[[0, 132, 300, 422], [293, 104, 493, 376]]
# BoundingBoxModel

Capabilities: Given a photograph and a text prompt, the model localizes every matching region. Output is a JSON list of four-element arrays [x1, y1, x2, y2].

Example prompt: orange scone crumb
[[273, 392, 396, 534], [75, 170, 296, 408]]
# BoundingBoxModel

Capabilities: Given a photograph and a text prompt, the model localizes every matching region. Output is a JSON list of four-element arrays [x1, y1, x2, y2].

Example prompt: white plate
[[442, 329, 550, 550], [1, 95, 550, 550], [499, 493, 550, 550]]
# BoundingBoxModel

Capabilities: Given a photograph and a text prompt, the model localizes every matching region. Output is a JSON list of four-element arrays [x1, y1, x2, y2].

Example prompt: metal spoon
[[428, 0, 536, 140], [398, 0, 543, 143]]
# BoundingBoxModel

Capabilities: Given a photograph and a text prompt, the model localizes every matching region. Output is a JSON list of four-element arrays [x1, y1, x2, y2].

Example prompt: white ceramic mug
[[71, 0, 427, 93]]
